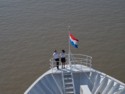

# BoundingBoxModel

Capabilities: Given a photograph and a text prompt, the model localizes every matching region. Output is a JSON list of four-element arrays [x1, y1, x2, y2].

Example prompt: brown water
[[0, 0, 125, 94]]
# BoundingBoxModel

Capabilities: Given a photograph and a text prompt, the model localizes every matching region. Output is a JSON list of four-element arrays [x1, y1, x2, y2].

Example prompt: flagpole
[[68, 26, 71, 68]]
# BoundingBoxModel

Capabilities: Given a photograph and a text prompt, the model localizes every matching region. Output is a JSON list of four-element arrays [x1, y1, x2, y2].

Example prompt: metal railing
[[49, 54, 92, 94], [50, 54, 92, 70]]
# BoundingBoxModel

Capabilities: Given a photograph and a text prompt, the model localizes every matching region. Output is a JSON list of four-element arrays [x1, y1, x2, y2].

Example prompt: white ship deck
[[24, 54, 125, 94]]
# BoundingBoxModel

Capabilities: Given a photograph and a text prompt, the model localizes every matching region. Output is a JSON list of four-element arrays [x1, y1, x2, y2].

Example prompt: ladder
[[62, 70, 75, 94]]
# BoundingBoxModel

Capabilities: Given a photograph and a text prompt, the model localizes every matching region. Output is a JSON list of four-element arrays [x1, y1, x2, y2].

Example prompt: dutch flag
[[69, 33, 79, 48]]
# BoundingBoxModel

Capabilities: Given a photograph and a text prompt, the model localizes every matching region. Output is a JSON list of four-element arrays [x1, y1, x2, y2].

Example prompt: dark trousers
[[56, 62, 59, 69], [55, 58, 59, 69]]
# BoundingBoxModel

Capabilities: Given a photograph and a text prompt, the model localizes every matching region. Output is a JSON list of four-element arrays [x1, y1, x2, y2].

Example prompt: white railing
[[49, 54, 92, 94], [50, 54, 92, 70]]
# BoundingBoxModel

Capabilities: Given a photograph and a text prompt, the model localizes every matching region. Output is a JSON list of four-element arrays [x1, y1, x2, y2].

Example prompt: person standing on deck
[[53, 50, 60, 70], [60, 50, 66, 69]]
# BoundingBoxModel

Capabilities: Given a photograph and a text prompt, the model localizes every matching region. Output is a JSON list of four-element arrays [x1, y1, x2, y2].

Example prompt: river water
[[0, 0, 125, 94]]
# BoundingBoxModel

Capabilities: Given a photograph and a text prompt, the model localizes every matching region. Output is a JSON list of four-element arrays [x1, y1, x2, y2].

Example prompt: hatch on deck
[[80, 85, 92, 94]]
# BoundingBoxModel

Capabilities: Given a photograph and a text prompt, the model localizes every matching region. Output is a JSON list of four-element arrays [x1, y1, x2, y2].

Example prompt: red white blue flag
[[69, 33, 79, 48]]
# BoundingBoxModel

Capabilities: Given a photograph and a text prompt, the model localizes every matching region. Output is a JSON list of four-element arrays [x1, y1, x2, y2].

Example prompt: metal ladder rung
[[65, 86, 74, 89], [65, 82, 73, 85], [64, 77, 71, 79], [66, 91, 74, 94]]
